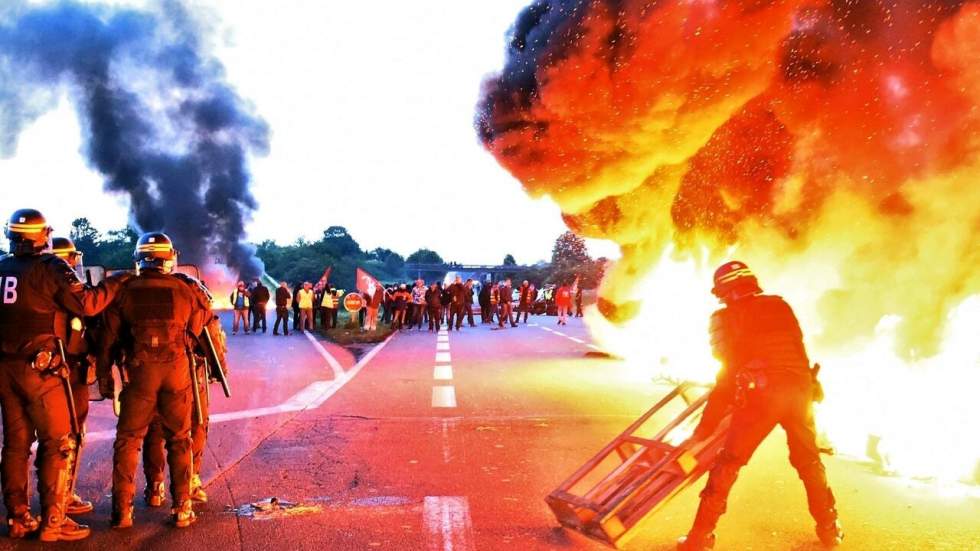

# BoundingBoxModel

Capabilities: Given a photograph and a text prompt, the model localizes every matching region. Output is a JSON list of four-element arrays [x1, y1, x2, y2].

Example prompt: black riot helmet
[[5, 208, 53, 256], [133, 232, 178, 274], [51, 236, 84, 268], [711, 260, 763, 304]]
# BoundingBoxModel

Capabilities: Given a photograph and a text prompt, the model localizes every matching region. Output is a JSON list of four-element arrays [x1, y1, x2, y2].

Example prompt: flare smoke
[[0, 0, 269, 278], [478, 0, 980, 357]]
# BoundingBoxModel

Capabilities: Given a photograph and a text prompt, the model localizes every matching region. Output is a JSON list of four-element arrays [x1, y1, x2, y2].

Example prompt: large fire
[[479, 1, 980, 482]]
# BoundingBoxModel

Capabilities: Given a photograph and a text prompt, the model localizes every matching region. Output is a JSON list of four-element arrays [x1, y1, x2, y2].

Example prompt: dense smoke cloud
[[0, 0, 269, 278], [478, 0, 980, 357]]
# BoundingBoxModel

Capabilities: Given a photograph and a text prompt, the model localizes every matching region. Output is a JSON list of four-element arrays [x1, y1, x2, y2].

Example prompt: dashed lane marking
[[423, 496, 474, 551], [437, 335, 449, 343], [436, 342, 450, 351], [85, 332, 396, 443], [431, 386, 457, 408], [536, 325, 606, 353], [435, 352, 452, 363], [433, 365, 454, 381]]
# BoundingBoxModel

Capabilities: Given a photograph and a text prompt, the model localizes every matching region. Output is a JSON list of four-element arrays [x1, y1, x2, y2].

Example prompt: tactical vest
[[0, 254, 61, 356], [709, 294, 810, 375], [120, 273, 194, 364]]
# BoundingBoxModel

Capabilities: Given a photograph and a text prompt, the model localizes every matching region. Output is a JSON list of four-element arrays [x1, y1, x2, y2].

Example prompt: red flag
[[571, 275, 580, 296], [314, 266, 332, 292], [356, 267, 382, 297]]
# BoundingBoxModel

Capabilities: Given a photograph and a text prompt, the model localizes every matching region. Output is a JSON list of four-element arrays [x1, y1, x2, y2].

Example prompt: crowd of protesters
[[227, 275, 586, 336]]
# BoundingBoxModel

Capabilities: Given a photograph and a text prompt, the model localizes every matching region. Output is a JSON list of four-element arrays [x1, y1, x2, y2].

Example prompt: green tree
[[502, 254, 517, 266], [69, 218, 101, 255], [550, 231, 593, 287], [406, 248, 444, 264]]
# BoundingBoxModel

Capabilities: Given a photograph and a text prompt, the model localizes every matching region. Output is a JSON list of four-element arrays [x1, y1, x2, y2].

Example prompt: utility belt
[[733, 363, 812, 408]]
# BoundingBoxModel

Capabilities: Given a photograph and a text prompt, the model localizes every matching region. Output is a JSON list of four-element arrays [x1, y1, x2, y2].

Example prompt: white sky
[[0, 0, 619, 264]]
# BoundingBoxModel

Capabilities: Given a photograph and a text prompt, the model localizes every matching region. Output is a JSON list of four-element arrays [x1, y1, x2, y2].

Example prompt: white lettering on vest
[[2, 276, 17, 304]]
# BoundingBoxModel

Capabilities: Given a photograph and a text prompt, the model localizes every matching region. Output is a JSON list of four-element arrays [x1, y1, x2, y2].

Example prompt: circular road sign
[[344, 292, 364, 313]]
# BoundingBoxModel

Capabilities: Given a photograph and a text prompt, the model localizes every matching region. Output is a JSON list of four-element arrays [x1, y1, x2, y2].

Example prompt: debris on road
[[230, 497, 323, 520]]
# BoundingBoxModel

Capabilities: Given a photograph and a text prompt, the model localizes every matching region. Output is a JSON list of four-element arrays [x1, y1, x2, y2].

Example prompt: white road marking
[[423, 496, 474, 551], [433, 365, 453, 380], [435, 352, 452, 363], [437, 335, 449, 343], [436, 342, 450, 351], [535, 325, 606, 353], [303, 330, 344, 379], [85, 333, 396, 443], [441, 418, 454, 464], [431, 386, 457, 408]]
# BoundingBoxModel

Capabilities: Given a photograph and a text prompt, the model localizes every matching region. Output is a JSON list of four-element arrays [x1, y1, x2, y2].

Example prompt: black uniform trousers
[[691, 377, 836, 536], [112, 360, 193, 507], [143, 362, 208, 488], [0, 360, 75, 515]]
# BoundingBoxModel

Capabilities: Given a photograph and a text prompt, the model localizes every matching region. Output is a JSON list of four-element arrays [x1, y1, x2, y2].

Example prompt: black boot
[[817, 518, 844, 547], [6, 510, 40, 539], [676, 533, 716, 551], [111, 504, 134, 529]]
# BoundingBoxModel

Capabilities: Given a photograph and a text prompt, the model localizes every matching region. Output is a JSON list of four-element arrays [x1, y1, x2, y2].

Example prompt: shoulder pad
[[40, 253, 83, 283], [172, 272, 214, 302]]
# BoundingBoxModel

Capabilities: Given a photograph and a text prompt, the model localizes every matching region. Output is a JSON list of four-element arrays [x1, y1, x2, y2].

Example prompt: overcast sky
[[0, 0, 619, 265]]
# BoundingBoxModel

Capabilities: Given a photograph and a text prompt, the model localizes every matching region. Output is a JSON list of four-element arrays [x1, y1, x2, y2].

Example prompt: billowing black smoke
[[0, 1, 268, 278]]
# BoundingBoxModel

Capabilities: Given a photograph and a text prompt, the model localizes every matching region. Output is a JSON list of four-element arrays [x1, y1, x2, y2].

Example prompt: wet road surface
[[3, 314, 979, 550]]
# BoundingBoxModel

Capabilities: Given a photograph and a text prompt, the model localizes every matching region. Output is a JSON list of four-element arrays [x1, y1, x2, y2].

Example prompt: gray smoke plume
[[0, 0, 269, 278]]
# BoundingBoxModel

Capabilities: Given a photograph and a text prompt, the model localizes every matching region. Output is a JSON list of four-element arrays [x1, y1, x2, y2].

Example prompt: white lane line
[[568, 336, 585, 344], [587, 343, 602, 350], [85, 333, 396, 443], [431, 386, 457, 408], [436, 342, 450, 351], [435, 352, 452, 363], [535, 325, 606, 353], [423, 496, 474, 551], [441, 418, 454, 464], [540, 326, 553, 332], [433, 365, 453, 381], [553, 330, 567, 337], [304, 330, 344, 379], [437, 335, 449, 343]]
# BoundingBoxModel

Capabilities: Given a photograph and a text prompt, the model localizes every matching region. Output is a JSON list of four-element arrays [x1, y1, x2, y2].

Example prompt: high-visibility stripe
[[716, 268, 754, 285], [137, 244, 173, 252], [7, 223, 48, 232]]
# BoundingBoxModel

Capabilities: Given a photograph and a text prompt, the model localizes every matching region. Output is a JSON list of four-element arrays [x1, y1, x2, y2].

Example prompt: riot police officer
[[50, 237, 97, 516], [0, 209, 123, 541], [97, 232, 211, 529], [677, 261, 843, 550], [142, 273, 226, 508]]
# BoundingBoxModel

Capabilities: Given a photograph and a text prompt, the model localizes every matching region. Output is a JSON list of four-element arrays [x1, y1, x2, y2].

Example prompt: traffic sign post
[[344, 292, 364, 313]]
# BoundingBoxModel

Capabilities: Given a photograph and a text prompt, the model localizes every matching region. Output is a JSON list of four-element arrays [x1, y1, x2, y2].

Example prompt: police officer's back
[[99, 232, 209, 529], [0, 209, 123, 541], [678, 262, 842, 551]]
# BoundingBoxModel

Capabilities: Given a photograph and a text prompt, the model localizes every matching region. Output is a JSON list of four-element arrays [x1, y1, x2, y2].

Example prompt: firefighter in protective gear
[[0, 209, 124, 541], [97, 232, 210, 529], [677, 261, 842, 551], [142, 272, 227, 508]]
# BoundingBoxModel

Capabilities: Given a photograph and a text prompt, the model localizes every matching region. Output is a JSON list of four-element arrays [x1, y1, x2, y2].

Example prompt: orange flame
[[480, 1, 980, 481]]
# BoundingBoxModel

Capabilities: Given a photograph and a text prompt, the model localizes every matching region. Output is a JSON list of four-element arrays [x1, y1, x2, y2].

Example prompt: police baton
[[203, 327, 231, 398], [54, 339, 80, 436], [189, 354, 205, 426]]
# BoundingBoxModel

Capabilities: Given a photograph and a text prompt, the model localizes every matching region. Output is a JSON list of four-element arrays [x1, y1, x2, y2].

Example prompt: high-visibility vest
[[321, 292, 336, 308]]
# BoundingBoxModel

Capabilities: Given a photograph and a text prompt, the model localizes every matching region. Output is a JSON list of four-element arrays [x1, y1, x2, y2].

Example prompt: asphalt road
[[3, 313, 979, 550]]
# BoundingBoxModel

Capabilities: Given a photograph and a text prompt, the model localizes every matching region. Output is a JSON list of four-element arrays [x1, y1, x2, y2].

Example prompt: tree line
[[63, 219, 607, 291]]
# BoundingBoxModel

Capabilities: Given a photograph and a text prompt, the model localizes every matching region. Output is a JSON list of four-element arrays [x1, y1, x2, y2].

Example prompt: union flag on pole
[[356, 267, 383, 297], [314, 266, 332, 291]]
